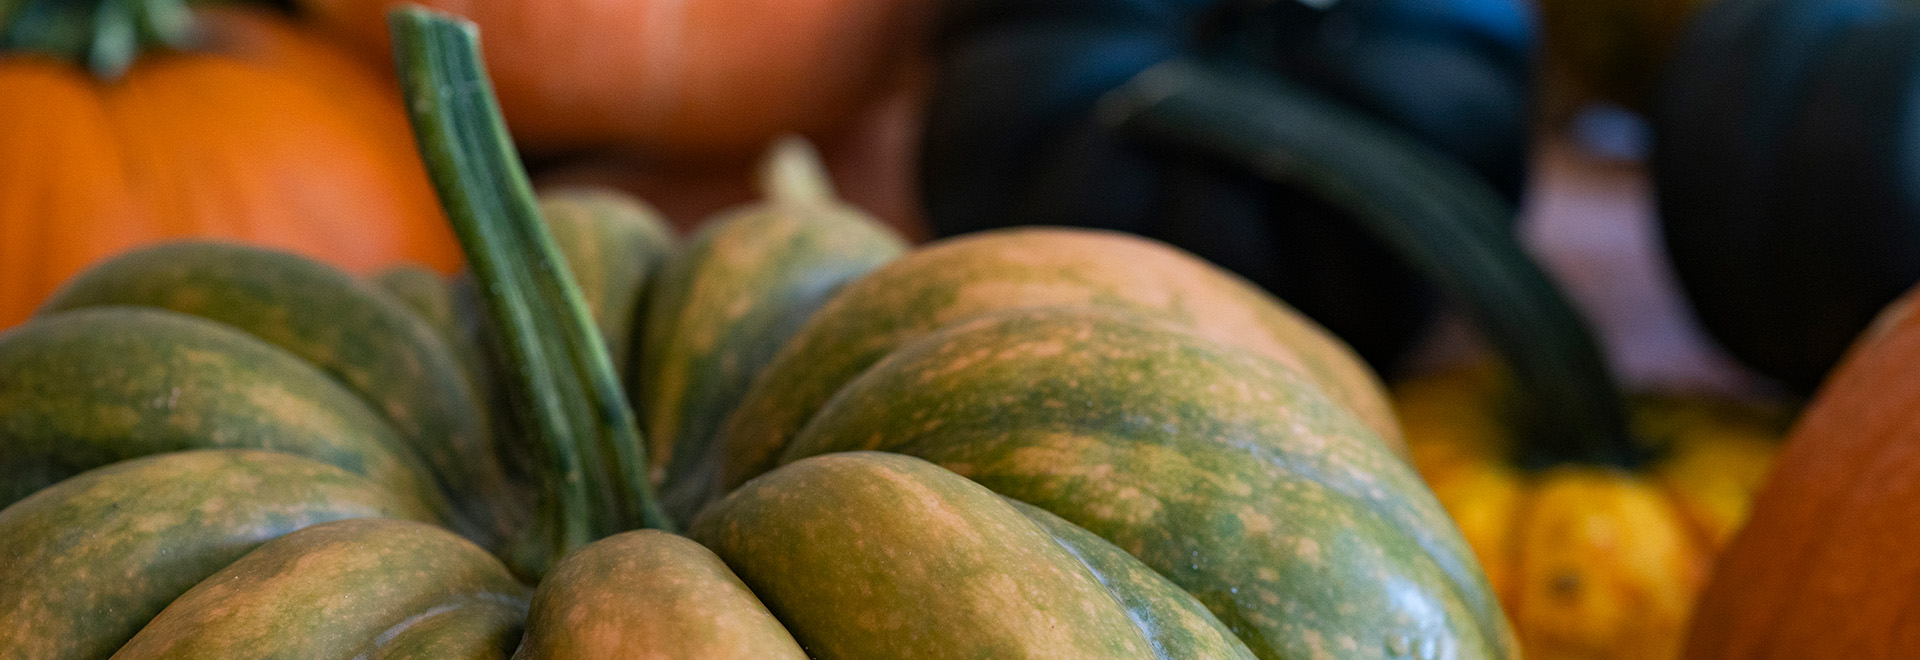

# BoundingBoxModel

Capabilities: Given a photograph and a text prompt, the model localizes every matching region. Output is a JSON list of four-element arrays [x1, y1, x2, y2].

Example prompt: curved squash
[[39, 241, 520, 542], [0, 449, 436, 660], [711, 226, 1403, 508], [0, 307, 448, 518], [779, 308, 1509, 659], [691, 451, 1163, 659], [636, 137, 906, 519], [922, 0, 1534, 369], [295, 0, 930, 159], [514, 530, 807, 660], [1652, 0, 1920, 391], [1682, 287, 1920, 659], [111, 518, 528, 659]]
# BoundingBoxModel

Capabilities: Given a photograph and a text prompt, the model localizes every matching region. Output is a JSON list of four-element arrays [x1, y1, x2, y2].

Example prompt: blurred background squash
[[0, 0, 459, 329], [919, 0, 1536, 374], [1652, 0, 1920, 392], [1683, 286, 1920, 660], [295, 0, 935, 162]]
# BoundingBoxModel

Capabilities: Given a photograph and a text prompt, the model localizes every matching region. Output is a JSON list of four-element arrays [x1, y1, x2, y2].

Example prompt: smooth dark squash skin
[[781, 309, 1511, 660], [638, 188, 905, 520], [0, 307, 446, 518], [111, 518, 528, 660], [713, 227, 1402, 507], [690, 451, 1160, 660], [0, 450, 437, 660], [1008, 498, 1258, 660], [538, 186, 677, 374], [514, 530, 807, 660], [39, 242, 517, 543], [1651, 0, 1920, 392]]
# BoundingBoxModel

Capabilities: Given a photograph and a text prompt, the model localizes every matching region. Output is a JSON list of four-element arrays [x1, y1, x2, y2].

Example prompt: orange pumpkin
[[0, 4, 460, 328], [1684, 288, 1920, 660], [297, 0, 932, 161]]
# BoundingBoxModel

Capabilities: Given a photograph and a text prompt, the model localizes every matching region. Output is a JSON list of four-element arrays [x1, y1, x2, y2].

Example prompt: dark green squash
[[922, 0, 1535, 371], [1652, 0, 1920, 391]]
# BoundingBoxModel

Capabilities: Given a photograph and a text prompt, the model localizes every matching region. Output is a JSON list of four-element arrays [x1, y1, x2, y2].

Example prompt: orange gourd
[[0, 4, 460, 328], [295, 0, 929, 161], [1684, 288, 1920, 660], [1398, 364, 1788, 660]]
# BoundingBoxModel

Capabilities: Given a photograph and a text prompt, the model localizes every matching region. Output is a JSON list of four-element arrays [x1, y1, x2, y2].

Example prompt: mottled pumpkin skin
[[713, 227, 1402, 509], [0, 307, 449, 517], [780, 309, 1512, 660], [1396, 365, 1786, 660], [636, 189, 905, 518], [0, 450, 436, 660], [514, 530, 806, 660], [1684, 288, 1920, 660], [0, 6, 458, 329], [296, 0, 932, 159], [111, 518, 528, 660], [691, 452, 1164, 660], [39, 241, 519, 545]]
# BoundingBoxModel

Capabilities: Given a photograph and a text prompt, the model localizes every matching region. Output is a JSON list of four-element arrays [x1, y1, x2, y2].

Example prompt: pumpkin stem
[[387, 7, 675, 578], [0, 0, 193, 78], [759, 134, 839, 206], [1100, 59, 1645, 471]]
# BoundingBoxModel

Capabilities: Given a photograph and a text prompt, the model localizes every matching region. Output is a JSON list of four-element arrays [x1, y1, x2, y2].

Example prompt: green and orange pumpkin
[[0, 8, 1518, 660]]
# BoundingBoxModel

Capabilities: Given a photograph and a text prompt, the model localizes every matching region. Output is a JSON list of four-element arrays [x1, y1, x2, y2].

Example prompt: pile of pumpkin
[[10, 1, 1920, 659], [2, 8, 1521, 659]]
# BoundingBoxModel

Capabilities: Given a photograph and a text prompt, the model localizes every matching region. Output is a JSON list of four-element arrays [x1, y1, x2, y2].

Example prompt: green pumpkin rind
[[38, 242, 517, 543], [782, 309, 1510, 660], [0, 307, 446, 517], [538, 186, 677, 372], [1008, 498, 1258, 660], [373, 264, 491, 390], [638, 196, 905, 518], [365, 597, 527, 660], [0, 449, 437, 660], [514, 530, 807, 660], [689, 451, 1159, 660], [713, 227, 1402, 502], [111, 518, 528, 660], [373, 264, 465, 349]]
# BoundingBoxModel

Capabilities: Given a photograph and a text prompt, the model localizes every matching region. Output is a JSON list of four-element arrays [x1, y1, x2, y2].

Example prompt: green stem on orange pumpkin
[[0, 0, 193, 78], [388, 7, 673, 577], [1100, 59, 1643, 470]]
